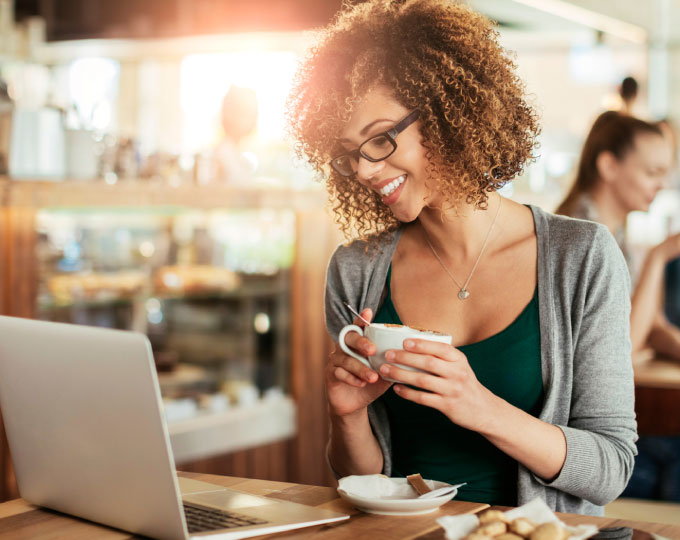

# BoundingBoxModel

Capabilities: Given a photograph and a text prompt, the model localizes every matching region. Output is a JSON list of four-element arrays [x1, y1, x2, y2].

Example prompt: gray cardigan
[[325, 205, 637, 516]]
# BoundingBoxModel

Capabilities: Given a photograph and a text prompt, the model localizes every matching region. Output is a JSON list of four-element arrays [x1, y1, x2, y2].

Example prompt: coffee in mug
[[338, 323, 452, 383]]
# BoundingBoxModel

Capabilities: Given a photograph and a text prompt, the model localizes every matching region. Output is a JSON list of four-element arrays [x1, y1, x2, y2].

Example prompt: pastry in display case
[[47, 271, 148, 304], [34, 207, 296, 463], [0, 178, 337, 496], [153, 265, 241, 294]]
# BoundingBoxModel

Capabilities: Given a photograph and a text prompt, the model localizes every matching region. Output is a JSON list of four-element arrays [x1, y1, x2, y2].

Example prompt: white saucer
[[337, 477, 460, 515]]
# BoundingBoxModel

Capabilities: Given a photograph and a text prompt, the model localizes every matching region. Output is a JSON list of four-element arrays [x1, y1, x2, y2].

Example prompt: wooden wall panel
[[635, 386, 680, 435], [0, 204, 36, 502], [290, 209, 342, 488], [177, 440, 291, 483], [0, 206, 8, 316], [6, 207, 37, 319], [0, 204, 7, 500], [0, 413, 18, 502]]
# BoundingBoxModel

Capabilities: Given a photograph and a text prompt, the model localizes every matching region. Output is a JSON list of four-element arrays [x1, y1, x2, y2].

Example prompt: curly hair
[[287, 0, 540, 240]]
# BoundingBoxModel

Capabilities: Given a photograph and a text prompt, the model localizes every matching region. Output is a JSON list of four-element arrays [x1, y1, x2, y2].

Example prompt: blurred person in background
[[288, 0, 636, 514], [557, 111, 680, 501], [618, 76, 639, 116], [214, 85, 258, 182], [556, 111, 680, 363], [0, 78, 13, 174], [657, 118, 678, 185]]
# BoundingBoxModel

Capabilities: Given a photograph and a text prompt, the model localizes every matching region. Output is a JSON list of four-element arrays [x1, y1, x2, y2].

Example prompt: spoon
[[343, 301, 372, 326], [417, 485, 461, 499]]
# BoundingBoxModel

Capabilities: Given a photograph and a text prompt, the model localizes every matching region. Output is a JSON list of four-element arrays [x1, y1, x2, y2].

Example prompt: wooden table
[[633, 356, 680, 435], [1, 472, 679, 539]]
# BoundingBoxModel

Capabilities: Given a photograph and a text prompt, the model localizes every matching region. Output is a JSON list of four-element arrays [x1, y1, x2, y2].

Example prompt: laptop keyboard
[[183, 502, 269, 533]]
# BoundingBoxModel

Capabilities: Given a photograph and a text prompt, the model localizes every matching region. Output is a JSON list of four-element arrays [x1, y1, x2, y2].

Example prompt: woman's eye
[[370, 135, 391, 148]]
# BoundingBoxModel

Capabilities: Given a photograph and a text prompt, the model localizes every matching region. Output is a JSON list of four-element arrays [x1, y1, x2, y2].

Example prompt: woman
[[557, 111, 680, 501], [556, 111, 680, 362], [287, 0, 636, 514]]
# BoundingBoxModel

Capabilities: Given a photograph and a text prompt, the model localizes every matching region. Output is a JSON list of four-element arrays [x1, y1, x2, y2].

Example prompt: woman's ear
[[595, 151, 620, 184]]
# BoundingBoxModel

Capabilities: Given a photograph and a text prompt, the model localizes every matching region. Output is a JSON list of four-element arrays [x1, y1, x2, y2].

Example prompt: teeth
[[379, 175, 406, 196]]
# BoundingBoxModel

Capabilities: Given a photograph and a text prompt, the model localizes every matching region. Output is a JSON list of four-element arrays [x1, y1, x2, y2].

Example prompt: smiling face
[[337, 86, 438, 223], [602, 131, 672, 213]]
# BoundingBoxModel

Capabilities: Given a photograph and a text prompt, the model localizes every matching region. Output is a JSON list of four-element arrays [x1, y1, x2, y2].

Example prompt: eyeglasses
[[329, 110, 420, 177]]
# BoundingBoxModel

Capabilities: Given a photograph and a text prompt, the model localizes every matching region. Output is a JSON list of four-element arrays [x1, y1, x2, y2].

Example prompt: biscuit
[[478, 510, 510, 524], [510, 517, 536, 537], [529, 522, 569, 540], [406, 473, 431, 495], [462, 534, 492, 540], [476, 521, 507, 536], [495, 534, 524, 540]]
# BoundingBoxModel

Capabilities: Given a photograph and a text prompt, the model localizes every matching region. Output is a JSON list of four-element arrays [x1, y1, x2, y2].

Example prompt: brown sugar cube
[[529, 522, 569, 540], [476, 521, 508, 536], [510, 517, 536, 537], [496, 534, 524, 540], [463, 535, 493, 540], [406, 473, 431, 495], [478, 510, 510, 524]]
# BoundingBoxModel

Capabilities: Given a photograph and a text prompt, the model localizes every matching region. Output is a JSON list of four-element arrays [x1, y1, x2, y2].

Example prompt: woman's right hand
[[326, 308, 392, 418], [656, 232, 680, 263]]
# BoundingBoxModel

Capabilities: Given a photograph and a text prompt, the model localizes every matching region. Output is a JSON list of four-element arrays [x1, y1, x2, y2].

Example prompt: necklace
[[423, 197, 502, 300]]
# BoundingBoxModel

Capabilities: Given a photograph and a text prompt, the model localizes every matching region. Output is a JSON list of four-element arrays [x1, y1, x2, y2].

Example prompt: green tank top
[[375, 265, 543, 506]]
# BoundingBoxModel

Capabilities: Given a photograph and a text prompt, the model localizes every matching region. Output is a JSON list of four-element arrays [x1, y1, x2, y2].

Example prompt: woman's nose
[[355, 156, 384, 182]]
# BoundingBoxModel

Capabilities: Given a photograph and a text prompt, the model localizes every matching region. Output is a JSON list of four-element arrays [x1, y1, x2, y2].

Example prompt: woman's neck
[[416, 192, 503, 263], [589, 186, 628, 233]]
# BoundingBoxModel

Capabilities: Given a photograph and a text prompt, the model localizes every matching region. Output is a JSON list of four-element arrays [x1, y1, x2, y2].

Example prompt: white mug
[[338, 323, 452, 383]]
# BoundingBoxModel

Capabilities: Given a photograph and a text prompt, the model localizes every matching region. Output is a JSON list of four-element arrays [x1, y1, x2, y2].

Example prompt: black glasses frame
[[330, 110, 420, 177]]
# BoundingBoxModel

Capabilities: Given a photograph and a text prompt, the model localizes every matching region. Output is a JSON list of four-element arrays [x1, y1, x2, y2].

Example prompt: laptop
[[0, 315, 349, 539]]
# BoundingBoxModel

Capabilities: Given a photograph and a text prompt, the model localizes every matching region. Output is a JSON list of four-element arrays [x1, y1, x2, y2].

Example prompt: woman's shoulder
[[531, 204, 616, 251], [531, 205, 628, 280], [328, 228, 402, 269]]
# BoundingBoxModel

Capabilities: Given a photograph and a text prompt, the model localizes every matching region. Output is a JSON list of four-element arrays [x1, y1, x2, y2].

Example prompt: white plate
[[337, 477, 460, 515]]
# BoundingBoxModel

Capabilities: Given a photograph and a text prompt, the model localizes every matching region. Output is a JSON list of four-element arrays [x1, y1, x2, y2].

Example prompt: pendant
[[458, 289, 470, 300]]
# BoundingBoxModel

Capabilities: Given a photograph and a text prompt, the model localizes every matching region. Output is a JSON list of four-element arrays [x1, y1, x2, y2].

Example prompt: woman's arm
[[473, 395, 567, 481], [381, 342, 567, 480], [631, 233, 680, 351], [324, 308, 392, 477], [328, 408, 384, 477], [647, 312, 680, 362]]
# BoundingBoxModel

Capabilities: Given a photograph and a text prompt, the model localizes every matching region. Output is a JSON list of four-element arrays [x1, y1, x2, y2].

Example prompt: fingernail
[[404, 340, 414, 349], [385, 350, 395, 360], [380, 365, 390, 375]]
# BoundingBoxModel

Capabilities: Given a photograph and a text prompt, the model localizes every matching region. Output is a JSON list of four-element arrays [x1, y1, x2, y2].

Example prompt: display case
[[0, 178, 341, 501]]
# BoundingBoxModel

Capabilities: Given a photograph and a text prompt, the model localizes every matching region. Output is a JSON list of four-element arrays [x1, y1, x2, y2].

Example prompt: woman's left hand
[[379, 338, 497, 431]]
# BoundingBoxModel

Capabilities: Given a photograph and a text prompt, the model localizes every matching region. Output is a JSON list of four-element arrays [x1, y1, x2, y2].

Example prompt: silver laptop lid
[[0, 316, 188, 540]]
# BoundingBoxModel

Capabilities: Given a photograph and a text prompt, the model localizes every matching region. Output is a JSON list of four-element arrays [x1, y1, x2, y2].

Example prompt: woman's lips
[[381, 175, 406, 205]]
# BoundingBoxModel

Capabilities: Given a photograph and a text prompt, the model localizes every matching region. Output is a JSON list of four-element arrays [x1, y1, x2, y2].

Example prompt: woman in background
[[288, 0, 636, 514], [557, 111, 680, 501], [556, 111, 680, 362]]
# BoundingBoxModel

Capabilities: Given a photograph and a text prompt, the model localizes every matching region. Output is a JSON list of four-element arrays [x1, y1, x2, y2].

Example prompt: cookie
[[406, 473, 431, 495], [476, 521, 507, 536], [510, 517, 536, 537], [478, 509, 510, 524], [529, 522, 569, 540]]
